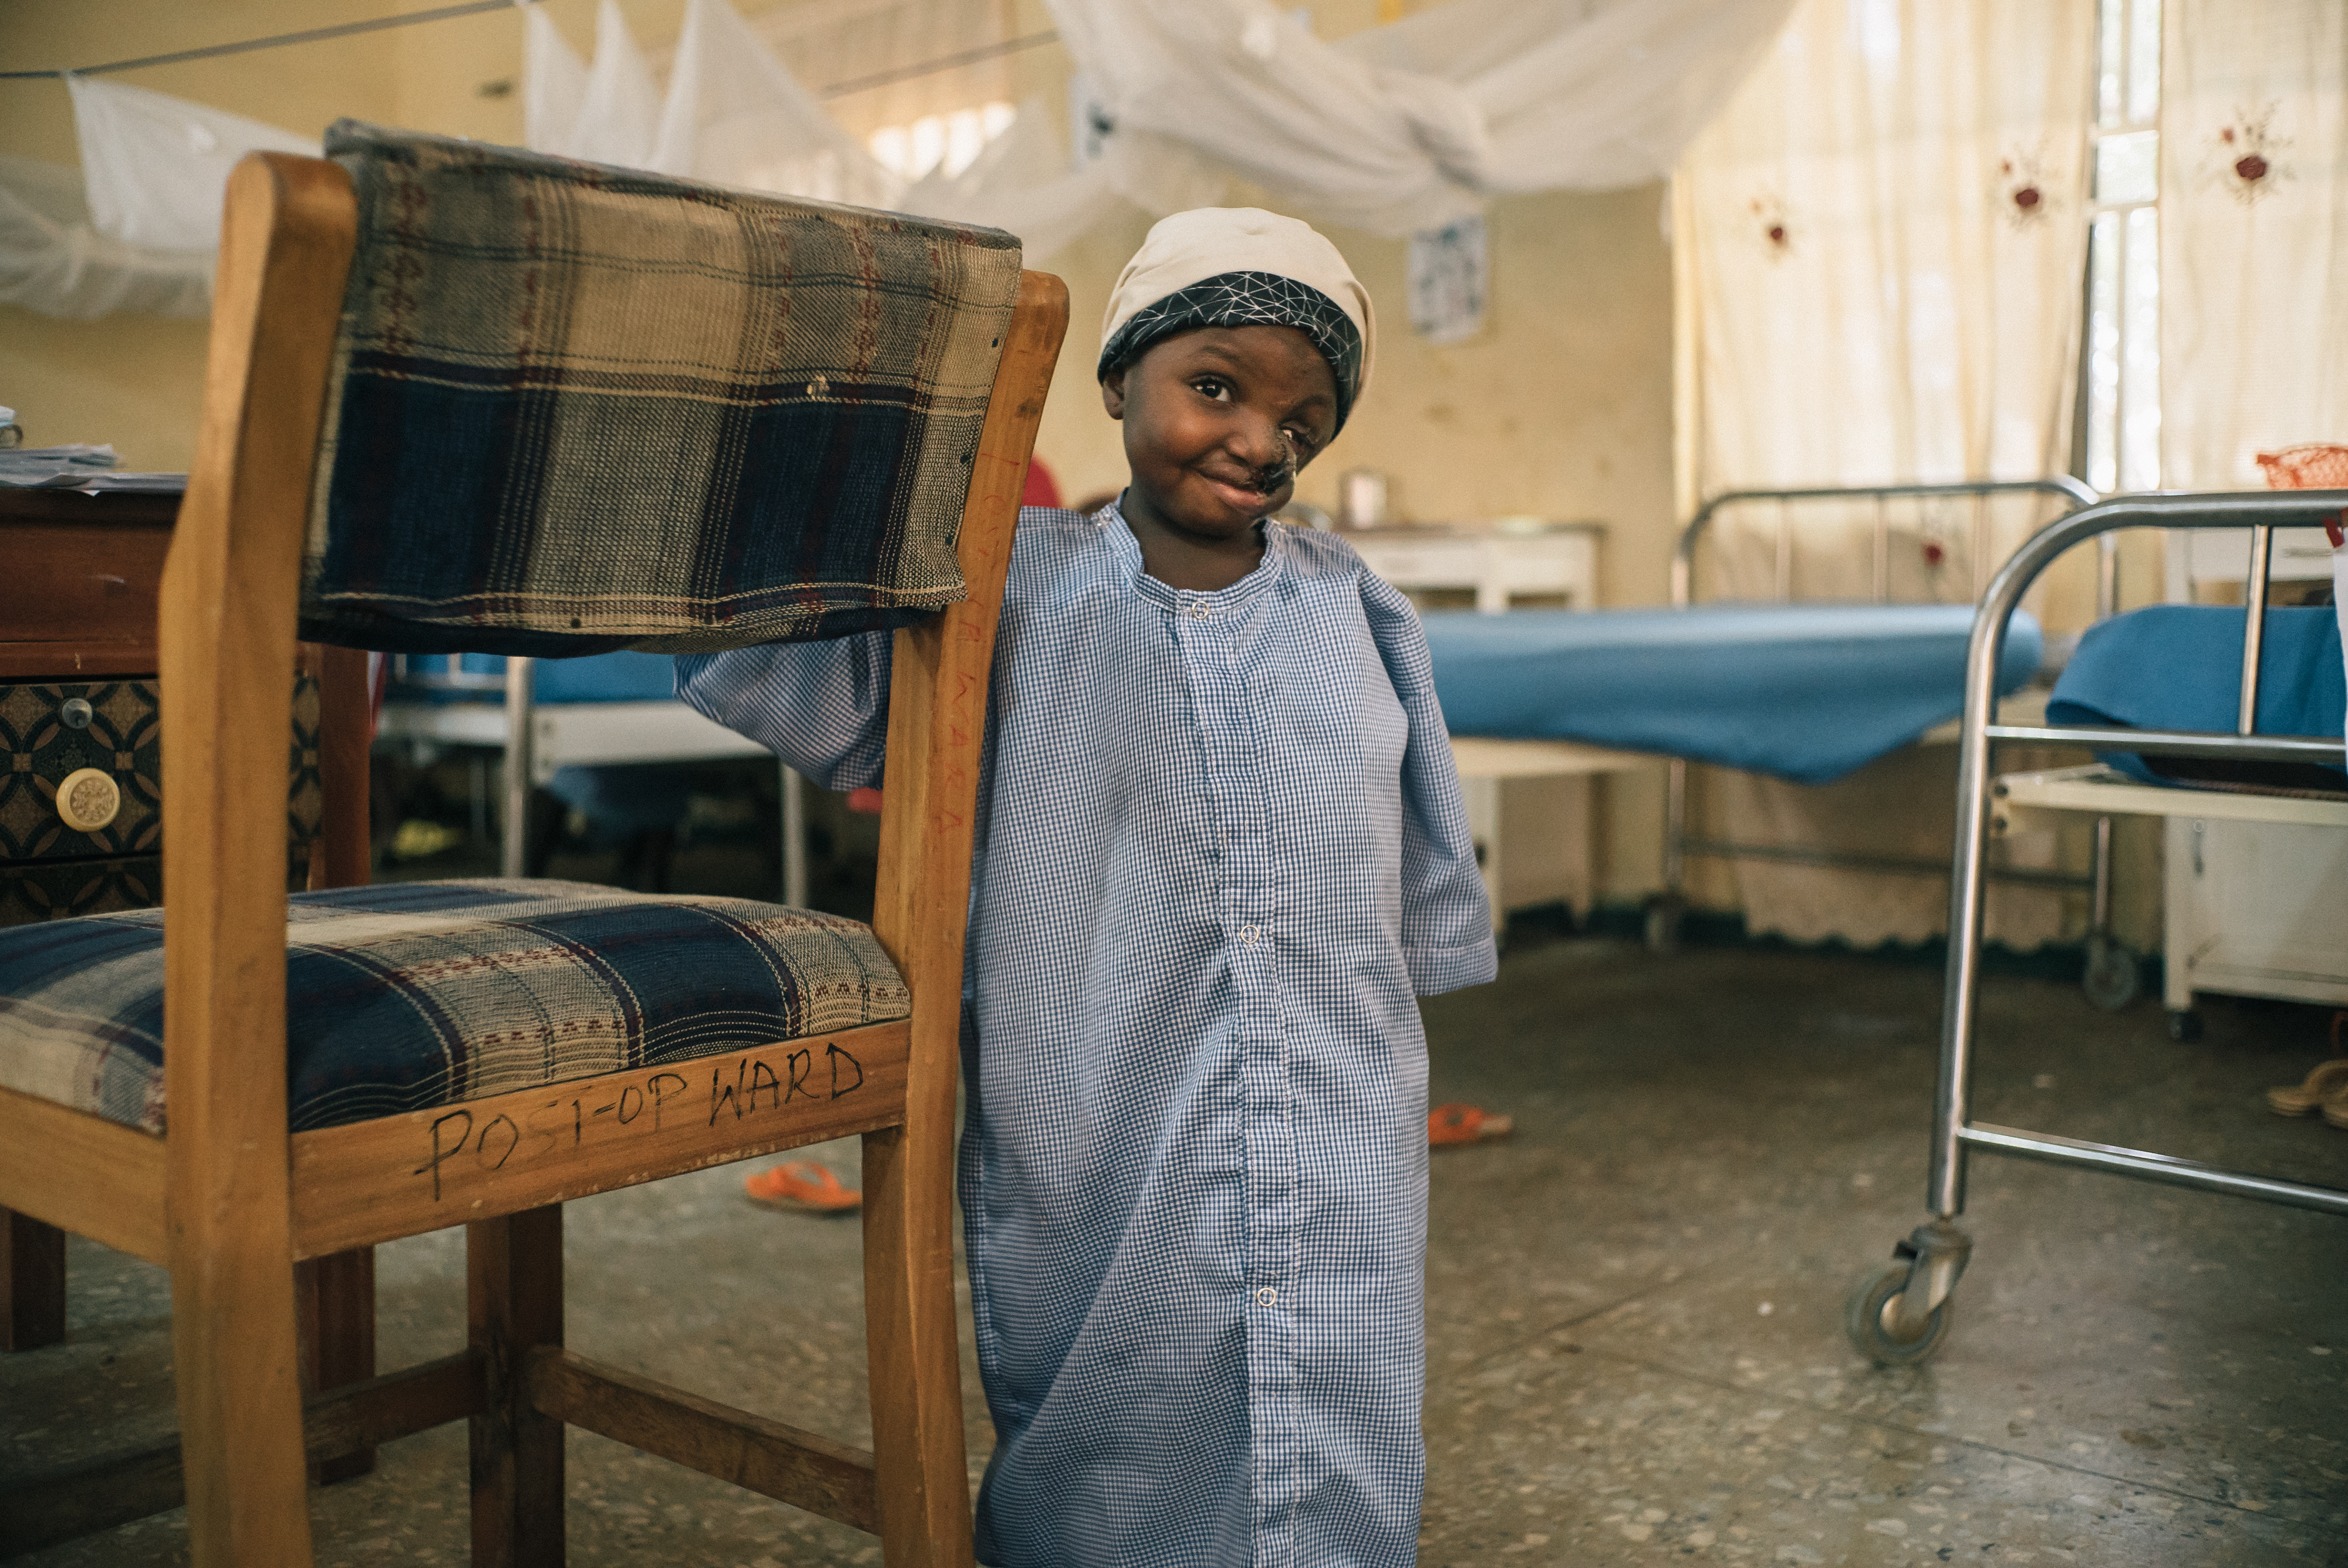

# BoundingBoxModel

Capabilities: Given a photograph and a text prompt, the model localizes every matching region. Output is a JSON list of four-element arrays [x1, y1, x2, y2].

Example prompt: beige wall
[[2, 0, 1679, 900]]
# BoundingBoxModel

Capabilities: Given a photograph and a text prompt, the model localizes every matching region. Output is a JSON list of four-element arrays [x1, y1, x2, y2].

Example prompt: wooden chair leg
[[167, 1214, 314, 1568], [470, 1205, 565, 1568], [298, 1246, 378, 1483], [2, 1208, 66, 1352], [861, 1126, 974, 1568]]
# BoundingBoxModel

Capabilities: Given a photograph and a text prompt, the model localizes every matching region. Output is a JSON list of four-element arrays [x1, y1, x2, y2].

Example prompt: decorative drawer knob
[[56, 768, 121, 833]]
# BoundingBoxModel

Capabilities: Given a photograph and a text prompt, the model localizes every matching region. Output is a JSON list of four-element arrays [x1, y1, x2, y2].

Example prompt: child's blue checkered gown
[[679, 503, 1495, 1567]]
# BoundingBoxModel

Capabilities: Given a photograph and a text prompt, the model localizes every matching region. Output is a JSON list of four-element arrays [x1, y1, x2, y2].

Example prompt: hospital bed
[[1419, 478, 2114, 980], [376, 653, 811, 903], [1344, 521, 1621, 928], [1846, 490, 2348, 1367]]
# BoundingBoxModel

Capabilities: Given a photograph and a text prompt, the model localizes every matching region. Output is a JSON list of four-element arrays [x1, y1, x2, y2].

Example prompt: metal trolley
[[1847, 490, 2348, 1366], [1648, 478, 2152, 1009]]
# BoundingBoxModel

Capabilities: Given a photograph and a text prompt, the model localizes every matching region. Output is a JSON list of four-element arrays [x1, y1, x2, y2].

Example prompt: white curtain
[[897, 101, 1116, 266], [1045, 0, 1795, 239], [7, 0, 1801, 318], [67, 76, 314, 252], [1676, 0, 2094, 519], [0, 154, 213, 320], [0, 77, 311, 320], [523, 6, 588, 157], [649, 0, 903, 209], [2160, 0, 2348, 489], [591, 0, 1799, 244], [527, 0, 663, 170], [1671, 0, 2096, 948]]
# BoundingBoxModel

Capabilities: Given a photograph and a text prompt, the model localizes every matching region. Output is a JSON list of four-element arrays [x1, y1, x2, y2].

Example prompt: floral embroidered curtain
[[1668, 0, 2096, 949], [2160, 0, 2347, 489], [1674, 0, 2096, 534]]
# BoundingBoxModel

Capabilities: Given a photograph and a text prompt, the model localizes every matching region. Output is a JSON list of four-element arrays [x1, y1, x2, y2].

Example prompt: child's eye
[[1192, 377, 1232, 402]]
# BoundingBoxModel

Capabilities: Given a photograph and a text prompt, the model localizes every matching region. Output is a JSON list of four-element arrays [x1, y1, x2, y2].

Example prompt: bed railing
[[388, 653, 807, 902], [1838, 489, 2348, 1366], [1654, 477, 2103, 957], [1671, 477, 2101, 609], [1936, 490, 2348, 1218]]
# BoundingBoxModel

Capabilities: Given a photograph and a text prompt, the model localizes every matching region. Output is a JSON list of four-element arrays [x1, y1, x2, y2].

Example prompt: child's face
[[1101, 325, 1338, 545]]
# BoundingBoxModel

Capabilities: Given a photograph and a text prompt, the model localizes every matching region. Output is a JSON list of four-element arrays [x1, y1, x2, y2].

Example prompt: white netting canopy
[[1, 0, 1796, 319], [1, 76, 312, 319]]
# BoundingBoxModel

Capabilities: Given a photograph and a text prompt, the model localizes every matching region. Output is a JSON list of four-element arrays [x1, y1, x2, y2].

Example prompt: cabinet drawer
[[0, 854, 161, 927], [0, 675, 323, 877], [0, 681, 161, 861]]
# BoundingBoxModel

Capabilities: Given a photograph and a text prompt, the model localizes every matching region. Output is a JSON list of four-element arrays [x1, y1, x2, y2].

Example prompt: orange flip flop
[[1429, 1103, 1513, 1147], [744, 1160, 861, 1213]]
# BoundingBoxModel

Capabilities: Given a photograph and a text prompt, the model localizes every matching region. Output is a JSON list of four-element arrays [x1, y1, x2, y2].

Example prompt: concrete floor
[[6, 932, 2344, 1566]]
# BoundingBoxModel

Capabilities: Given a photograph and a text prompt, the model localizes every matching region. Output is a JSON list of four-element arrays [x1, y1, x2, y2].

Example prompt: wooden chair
[[0, 147, 1065, 1566]]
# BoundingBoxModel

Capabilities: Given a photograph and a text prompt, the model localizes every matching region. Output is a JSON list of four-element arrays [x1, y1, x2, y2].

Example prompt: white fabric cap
[[1098, 207, 1375, 407]]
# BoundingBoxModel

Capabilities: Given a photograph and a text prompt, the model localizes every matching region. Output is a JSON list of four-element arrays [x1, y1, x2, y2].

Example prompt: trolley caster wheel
[[2167, 1008, 2204, 1043], [1643, 894, 1684, 954], [1845, 1262, 1953, 1367], [2082, 935, 2140, 1012]]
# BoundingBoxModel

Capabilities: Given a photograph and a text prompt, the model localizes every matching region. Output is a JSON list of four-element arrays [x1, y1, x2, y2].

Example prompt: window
[[868, 101, 1017, 182], [2081, 0, 2163, 494]]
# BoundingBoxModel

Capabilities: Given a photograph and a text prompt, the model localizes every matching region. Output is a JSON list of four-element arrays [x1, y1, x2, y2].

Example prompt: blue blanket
[[2047, 604, 2346, 786], [392, 651, 679, 705], [1423, 604, 2043, 785], [387, 653, 723, 838]]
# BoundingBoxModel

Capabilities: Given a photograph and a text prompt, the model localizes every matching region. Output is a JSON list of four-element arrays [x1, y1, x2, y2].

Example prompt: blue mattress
[[389, 651, 677, 704], [2047, 604, 2345, 786], [386, 653, 699, 837], [1423, 604, 2043, 785]]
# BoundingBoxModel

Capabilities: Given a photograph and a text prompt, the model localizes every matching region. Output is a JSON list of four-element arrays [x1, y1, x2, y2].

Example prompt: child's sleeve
[[1360, 573, 1499, 995], [674, 633, 894, 792]]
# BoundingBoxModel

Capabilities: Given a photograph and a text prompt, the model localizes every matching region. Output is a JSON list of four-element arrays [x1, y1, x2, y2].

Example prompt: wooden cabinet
[[0, 491, 177, 927], [2155, 526, 2348, 1016], [1345, 523, 1601, 613], [0, 489, 177, 681]]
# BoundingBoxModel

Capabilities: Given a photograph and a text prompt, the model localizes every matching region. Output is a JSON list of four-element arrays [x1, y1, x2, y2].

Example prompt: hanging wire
[[0, 3, 1061, 97], [0, 0, 537, 80], [820, 30, 1058, 99]]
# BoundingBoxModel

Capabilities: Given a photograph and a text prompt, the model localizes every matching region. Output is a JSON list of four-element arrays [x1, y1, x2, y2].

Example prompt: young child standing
[[679, 208, 1495, 1568]]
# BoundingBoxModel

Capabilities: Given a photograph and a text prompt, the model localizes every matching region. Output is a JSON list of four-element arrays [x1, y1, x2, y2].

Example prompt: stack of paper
[[0, 443, 185, 492]]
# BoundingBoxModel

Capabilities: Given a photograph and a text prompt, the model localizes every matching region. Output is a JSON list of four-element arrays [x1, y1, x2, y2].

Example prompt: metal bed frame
[[1846, 489, 2348, 1366], [1648, 477, 2151, 1006], [380, 654, 810, 904]]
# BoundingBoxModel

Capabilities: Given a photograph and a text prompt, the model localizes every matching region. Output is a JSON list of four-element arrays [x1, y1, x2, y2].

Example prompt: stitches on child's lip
[[1200, 459, 1294, 499], [1201, 424, 1297, 500], [1198, 471, 1281, 518]]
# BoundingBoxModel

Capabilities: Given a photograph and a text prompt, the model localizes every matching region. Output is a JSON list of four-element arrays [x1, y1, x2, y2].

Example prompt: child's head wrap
[[1098, 207, 1375, 431]]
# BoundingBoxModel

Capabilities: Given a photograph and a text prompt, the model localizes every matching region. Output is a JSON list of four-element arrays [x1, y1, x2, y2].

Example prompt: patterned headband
[[1096, 270, 1367, 431]]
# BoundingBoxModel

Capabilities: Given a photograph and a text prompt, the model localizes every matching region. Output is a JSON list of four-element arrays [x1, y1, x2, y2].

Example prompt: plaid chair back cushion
[[299, 123, 1023, 655]]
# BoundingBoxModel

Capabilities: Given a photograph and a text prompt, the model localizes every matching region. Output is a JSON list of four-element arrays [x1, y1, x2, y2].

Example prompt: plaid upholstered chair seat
[[0, 880, 908, 1134]]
